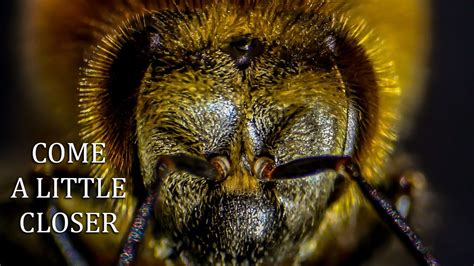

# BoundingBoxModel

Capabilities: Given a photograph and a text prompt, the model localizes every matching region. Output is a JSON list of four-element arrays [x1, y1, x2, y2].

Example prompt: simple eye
[[225, 35, 264, 70], [253, 157, 275, 180]]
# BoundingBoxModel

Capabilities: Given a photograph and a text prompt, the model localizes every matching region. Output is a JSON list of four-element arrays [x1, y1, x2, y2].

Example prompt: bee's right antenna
[[257, 156, 440, 266], [118, 153, 224, 265], [118, 190, 157, 266]]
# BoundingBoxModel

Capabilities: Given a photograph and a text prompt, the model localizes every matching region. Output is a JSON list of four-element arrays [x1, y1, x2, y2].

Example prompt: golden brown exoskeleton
[[20, 0, 431, 264]]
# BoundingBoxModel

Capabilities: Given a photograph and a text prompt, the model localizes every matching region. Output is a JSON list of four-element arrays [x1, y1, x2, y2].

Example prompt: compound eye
[[209, 156, 231, 182], [253, 157, 275, 181]]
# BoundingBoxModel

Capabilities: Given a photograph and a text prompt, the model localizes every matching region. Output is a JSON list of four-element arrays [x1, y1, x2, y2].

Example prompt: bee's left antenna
[[338, 161, 439, 266], [257, 155, 439, 266]]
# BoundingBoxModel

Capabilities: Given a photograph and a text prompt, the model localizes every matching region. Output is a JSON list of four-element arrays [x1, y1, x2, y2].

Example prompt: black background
[[0, 1, 473, 265]]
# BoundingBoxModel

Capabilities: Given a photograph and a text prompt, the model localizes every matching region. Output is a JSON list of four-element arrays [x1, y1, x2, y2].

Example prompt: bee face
[[123, 8, 358, 263]]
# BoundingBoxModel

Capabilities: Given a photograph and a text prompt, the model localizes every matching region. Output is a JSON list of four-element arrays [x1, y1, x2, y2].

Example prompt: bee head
[[78, 3, 399, 264]]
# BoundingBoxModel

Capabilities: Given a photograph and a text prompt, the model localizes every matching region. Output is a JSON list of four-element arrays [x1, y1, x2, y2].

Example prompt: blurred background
[[0, 1, 472, 265]]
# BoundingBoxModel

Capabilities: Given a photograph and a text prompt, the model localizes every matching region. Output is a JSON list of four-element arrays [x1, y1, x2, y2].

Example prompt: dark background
[[0, 1, 472, 265]]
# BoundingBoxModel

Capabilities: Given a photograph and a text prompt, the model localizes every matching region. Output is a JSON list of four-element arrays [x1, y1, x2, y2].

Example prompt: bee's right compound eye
[[253, 157, 275, 181]]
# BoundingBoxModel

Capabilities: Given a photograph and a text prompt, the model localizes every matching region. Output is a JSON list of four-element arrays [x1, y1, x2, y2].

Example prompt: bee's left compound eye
[[253, 157, 275, 181]]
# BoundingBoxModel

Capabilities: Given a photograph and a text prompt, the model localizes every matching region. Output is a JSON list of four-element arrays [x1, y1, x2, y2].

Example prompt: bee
[[4, 0, 434, 265]]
